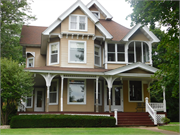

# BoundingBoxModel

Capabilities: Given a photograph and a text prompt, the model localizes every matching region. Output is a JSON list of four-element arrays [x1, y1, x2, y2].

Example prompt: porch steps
[[117, 112, 154, 126]]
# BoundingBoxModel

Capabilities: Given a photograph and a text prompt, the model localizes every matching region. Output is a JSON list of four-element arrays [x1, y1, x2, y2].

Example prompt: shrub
[[10, 115, 116, 128], [161, 117, 170, 124]]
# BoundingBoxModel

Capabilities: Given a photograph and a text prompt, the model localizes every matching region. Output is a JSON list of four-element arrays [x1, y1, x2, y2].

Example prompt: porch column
[[162, 86, 166, 112], [105, 41, 108, 69], [96, 76, 99, 112], [108, 87, 112, 113], [60, 75, 64, 111], [46, 86, 50, 112]]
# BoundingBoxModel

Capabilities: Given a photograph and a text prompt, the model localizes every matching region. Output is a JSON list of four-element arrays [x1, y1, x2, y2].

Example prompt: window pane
[[69, 80, 85, 103], [136, 42, 142, 62], [117, 53, 125, 61], [128, 42, 134, 62], [93, 12, 99, 18], [71, 16, 77, 29], [37, 91, 42, 107], [95, 46, 99, 56], [117, 44, 124, 52], [129, 81, 142, 101], [28, 59, 33, 67], [70, 42, 84, 62], [50, 81, 57, 92], [51, 44, 58, 54], [79, 17, 85, 30], [108, 44, 115, 52], [26, 98, 31, 107], [115, 87, 121, 105], [51, 54, 58, 63], [108, 53, 115, 61], [143, 42, 149, 62], [95, 56, 100, 65], [50, 93, 57, 103]]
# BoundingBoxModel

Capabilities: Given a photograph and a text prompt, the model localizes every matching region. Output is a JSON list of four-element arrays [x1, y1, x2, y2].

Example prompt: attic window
[[69, 15, 87, 31], [92, 11, 100, 19]]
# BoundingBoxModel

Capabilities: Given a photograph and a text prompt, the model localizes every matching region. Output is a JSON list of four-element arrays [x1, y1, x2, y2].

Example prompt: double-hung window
[[26, 92, 33, 108], [107, 43, 125, 62], [49, 79, 58, 105], [68, 79, 86, 104], [27, 57, 34, 68], [69, 41, 86, 63], [69, 15, 87, 31], [94, 45, 101, 67], [49, 42, 59, 65]]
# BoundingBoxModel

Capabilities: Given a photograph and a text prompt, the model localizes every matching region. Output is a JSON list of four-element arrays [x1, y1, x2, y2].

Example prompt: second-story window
[[27, 57, 34, 68], [49, 42, 59, 65], [69, 15, 87, 31], [94, 45, 101, 67]]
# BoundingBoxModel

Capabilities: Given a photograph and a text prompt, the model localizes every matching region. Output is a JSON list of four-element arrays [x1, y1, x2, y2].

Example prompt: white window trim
[[128, 80, 144, 102], [107, 43, 125, 63], [94, 44, 101, 67], [67, 79, 86, 105], [49, 42, 60, 65], [69, 14, 88, 31], [49, 79, 59, 105], [68, 40, 87, 64], [26, 92, 33, 108], [27, 57, 35, 68], [91, 11, 100, 19], [94, 81, 102, 106]]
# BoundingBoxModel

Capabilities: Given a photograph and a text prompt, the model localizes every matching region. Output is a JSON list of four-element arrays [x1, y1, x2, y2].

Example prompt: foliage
[[161, 117, 170, 124], [1, 57, 34, 125], [10, 115, 116, 128], [1, 0, 36, 63]]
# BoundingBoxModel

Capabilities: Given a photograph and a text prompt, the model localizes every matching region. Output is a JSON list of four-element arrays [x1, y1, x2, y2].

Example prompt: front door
[[34, 88, 44, 112], [104, 85, 123, 112]]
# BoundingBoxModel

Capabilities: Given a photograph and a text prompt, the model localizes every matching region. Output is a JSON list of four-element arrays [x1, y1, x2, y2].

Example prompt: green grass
[[158, 126, 180, 133], [1, 128, 164, 135], [169, 122, 180, 125]]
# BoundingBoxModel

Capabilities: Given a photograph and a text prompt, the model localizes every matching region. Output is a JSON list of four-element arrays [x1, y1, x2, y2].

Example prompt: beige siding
[[61, 8, 95, 34], [60, 36, 94, 68], [89, 5, 106, 19], [26, 47, 46, 67], [129, 29, 150, 41], [107, 64, 126, 69], [95, 28, 104, 36], [51, 25, 61, 34]]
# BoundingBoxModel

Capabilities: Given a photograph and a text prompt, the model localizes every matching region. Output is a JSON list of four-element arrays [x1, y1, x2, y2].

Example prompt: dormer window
[[69, 15, 87, 31], [49, 42, 59, 65], [92, 11, 100, 19], [27, 57, 34, 68]]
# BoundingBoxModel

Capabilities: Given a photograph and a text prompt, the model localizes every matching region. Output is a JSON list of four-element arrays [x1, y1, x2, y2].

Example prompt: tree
[[125, 0, 179, 121], [1, 58, 34, 125], [1, 0, 36, 63]]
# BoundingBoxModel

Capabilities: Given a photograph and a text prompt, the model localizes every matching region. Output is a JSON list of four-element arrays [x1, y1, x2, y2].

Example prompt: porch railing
[[149, 102, 164, 112], [18, 100, 26, 112]]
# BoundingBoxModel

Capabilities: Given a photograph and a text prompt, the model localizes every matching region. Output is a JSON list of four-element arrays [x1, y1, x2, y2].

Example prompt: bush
[[10, 115, 116, 128], [161, 117, 170, 124]]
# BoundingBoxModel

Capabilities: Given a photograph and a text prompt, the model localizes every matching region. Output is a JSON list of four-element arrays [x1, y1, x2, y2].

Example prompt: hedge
[[10, 115, 116, 128]]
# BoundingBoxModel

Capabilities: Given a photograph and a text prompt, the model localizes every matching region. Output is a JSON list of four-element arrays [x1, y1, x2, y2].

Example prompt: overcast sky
[[28, 0, 133, 29]]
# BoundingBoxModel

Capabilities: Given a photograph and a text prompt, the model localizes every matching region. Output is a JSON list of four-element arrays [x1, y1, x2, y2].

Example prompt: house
[[19, 0, 166, 125]]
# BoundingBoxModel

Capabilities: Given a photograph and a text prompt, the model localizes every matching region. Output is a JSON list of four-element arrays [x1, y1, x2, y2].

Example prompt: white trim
[[67, 79, 86, 105], [34, 88, 44, 112], [27, 57, 34, 68], [49, 42, 60, 65], [128, 80, 144, 102], [87, 0, 113, 20], [68, 40, 87, 64], [91, 11, 100, 19], [94, 44, 101, 67], [26, 91, 33, 108], [94, 81, 102, 106], [69, 14, 88, 31], [49, 79, 59, 105], [26, 52, 35, 58]]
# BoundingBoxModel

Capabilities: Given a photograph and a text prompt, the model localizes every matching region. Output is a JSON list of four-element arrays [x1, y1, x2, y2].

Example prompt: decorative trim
[[26, 52, 35, 58]]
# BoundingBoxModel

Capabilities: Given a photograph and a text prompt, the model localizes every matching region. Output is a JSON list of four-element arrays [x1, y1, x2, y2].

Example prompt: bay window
[[68, 79, 86, 104], [49, 42, 59, 65], [49, 79, 58, 105], [68, 41, 86, 63], [94, 45, 101, 67], [69, 15, 87, 31]]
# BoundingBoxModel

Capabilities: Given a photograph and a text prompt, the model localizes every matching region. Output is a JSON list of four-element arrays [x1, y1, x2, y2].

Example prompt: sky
[[28, 0, 133, 29]]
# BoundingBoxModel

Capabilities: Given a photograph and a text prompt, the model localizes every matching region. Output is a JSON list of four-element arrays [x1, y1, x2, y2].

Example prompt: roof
[[99, 19, 130, 41], [20, 25, 47, 45]]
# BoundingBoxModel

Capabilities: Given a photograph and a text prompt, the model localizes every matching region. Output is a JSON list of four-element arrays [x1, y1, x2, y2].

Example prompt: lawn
[[1, 128, 164, 135], [158, 122, 180, 133]]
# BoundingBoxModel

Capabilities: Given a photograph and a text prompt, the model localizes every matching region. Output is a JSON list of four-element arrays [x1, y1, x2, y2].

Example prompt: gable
[[122, 68, 153, 74], [89, 5, 105, 19], [129, 29, 150, 41]]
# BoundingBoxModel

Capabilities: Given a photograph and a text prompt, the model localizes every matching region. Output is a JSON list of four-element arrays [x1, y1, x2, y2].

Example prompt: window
[[68, 79, 86, 104], [49, 42, 59, 65], [107, 43, 125, 62], [27, 57, 34, 67], [49, 79, 58, 105], [129, 81, 143, 102], [69, 15, 87, 31], [94, 45, 101, 67], [94, 81, 102, 105], [26, 92, 33, 108], [68, 41, 86, 63], [92, 11, 100, 19], [128, 41, 149, 63]]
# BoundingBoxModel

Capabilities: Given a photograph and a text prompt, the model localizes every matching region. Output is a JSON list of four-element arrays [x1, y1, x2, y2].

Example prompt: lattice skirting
[[157, 114, 165, 124]]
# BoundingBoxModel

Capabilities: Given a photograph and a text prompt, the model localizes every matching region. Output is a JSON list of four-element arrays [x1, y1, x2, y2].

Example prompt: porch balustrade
[[18, 101, 26, 112], [149, 103, 164, 112]]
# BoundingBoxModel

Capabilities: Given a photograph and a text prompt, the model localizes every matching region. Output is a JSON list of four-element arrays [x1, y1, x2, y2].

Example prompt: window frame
[[94, 81, 102, 106], [27, 57, 34, 68], [49, 42, 59, 65], [68, 40, 87, 64], [26, 92, 33, 108], [91, 11, 100, 19], [94, 44, 101, 67], [49, 79, 59, 105], [69, 14, 88, 31], [128, 80, 144, 102], [67, 79, 86, 105]]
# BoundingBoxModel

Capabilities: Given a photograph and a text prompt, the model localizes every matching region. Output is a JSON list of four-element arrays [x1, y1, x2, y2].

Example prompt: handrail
[[149, 102, 164, 111], [145, 97, 157, 125]]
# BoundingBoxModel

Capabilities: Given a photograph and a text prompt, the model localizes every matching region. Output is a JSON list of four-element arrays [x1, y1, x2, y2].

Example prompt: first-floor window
[[49, 79, 58, 104], [68, 79, 86, 104], [26, 92, 33, 108], [94, 81, 102, 105], [129, 81, 142, 102], [69, 41, 86, 63], [27, 57, 34, 67]]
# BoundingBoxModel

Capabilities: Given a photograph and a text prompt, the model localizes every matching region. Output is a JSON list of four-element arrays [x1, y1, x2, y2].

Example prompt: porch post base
[[96, 99, 98, 112], [46, 98, 49, 112], [109, 99, 111, 113]]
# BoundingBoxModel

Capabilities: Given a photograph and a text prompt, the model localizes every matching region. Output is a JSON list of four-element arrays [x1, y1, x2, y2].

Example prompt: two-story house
[[19, 0, 167, 125]]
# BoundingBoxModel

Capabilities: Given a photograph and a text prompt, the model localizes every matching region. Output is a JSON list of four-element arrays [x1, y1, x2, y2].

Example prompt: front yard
[[158, 122, 180, 133]]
